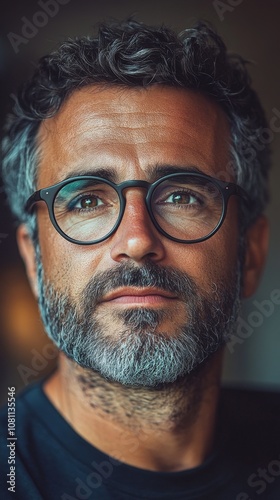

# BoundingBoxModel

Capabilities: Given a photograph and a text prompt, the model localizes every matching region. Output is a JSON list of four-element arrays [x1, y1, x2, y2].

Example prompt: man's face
[[33, 85, 241, 386]]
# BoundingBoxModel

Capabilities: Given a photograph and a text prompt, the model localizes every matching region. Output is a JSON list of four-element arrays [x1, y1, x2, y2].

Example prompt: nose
[[110, 188, 166, 264]]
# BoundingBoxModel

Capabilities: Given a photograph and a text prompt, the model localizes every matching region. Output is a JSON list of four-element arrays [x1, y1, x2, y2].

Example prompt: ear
[[17, 224, 38, 299], [242, 215, 269, 298]]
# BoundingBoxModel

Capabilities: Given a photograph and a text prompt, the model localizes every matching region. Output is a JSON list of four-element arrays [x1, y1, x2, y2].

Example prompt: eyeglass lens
[[53, 176, 224, 243]]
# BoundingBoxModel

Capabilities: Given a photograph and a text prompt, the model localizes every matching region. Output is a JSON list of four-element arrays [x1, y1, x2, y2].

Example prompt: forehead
[[37, 85, 231, 186]]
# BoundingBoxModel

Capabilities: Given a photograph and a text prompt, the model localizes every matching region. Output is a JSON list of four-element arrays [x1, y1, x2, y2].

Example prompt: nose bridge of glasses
[[117, 179, 154, 228], [118, 179, 152, 208], [118, 179, 151, 194]]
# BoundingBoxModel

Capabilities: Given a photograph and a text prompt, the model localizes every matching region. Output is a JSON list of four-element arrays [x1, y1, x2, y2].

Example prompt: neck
[[43, 350, 224, 471]]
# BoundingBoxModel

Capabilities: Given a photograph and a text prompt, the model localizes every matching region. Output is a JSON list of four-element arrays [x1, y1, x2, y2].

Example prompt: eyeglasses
[[25, 172, 249, 245]]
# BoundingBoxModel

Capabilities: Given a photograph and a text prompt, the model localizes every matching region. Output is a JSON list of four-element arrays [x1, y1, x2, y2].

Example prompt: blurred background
[[0, 0, 280, 403]]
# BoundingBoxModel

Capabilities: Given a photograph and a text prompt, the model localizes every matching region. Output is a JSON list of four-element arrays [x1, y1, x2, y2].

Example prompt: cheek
[[37, 214, 105, 295], [166, 242, 236, 291], [36, 200, 240, 299], [163, 214, 240, 292], [198, 205, 240, 289], [36, 224, 112, 302]]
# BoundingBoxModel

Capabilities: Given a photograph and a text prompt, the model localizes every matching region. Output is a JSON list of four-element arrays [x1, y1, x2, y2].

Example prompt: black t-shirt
[[1, 380, 280, 499]]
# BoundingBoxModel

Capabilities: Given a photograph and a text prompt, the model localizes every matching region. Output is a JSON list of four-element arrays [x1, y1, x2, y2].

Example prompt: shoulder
[[0, 382, 47, 499]]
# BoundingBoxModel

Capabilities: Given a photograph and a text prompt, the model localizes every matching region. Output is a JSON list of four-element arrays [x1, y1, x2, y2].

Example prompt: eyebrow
[[63, 164, 205, 184], [64, 168, 117, 183], [150, 164, 204, 180]]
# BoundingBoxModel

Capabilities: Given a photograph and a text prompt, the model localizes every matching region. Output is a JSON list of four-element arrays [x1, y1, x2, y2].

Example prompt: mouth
[[99, 287, 178, 306]]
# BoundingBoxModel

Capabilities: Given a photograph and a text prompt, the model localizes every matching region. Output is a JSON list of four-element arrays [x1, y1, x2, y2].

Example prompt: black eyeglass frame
[[25, 172, 249, 245]]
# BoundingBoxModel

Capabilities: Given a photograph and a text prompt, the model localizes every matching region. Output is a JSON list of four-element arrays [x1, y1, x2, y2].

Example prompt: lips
[[99, 287, 178, 305]]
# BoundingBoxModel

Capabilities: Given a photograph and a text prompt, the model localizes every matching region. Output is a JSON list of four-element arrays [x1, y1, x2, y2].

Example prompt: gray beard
[[36, 257, 241, 388]]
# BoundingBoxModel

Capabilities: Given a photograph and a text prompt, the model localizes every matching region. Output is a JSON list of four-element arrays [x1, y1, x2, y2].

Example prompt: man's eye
[[75, 195, 103, 209], [165, 192, 200, 205]]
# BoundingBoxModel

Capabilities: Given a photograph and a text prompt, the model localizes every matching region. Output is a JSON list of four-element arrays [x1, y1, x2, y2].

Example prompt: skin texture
[[17, 85, 268, 471]]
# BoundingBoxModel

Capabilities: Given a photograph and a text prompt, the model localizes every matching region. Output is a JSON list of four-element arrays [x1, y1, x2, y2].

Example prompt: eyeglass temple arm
[[231, 184, 251, 206], [25, 190, 43, 213]]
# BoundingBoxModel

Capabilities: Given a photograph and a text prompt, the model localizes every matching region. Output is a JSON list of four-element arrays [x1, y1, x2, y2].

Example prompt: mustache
[[81, 261, 199, 309]]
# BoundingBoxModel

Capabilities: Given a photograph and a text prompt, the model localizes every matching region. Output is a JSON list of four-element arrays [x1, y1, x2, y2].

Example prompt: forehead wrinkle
[[36, 85, 232, 189], [38, 85, 228, 147]]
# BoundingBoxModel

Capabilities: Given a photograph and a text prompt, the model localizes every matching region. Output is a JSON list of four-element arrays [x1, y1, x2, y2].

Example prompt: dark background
[[0, 0, 280, 401]]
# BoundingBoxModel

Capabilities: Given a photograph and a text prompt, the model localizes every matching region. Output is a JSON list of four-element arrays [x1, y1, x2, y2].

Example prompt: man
[[0, 19, 278, 500]]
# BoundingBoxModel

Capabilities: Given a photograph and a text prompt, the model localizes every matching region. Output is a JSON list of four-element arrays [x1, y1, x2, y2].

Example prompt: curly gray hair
[[2, 19, 270, 238]]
